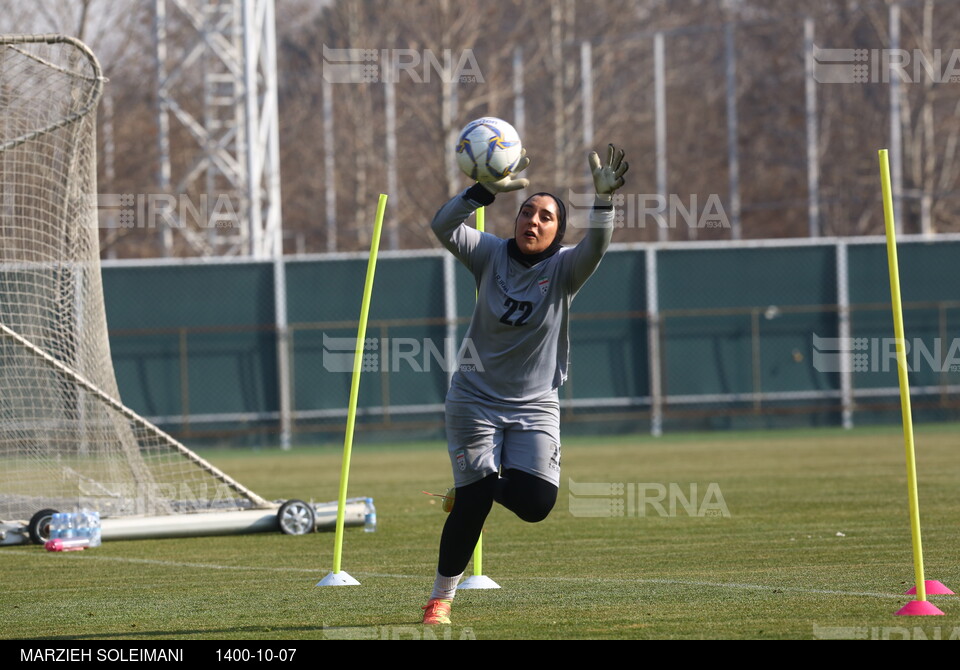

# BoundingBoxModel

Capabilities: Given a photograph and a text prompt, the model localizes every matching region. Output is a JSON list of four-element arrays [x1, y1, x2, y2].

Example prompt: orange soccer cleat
[[421, 598, 452, 625]]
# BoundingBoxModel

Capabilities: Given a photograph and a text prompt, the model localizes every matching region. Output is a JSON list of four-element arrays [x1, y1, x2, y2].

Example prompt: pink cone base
[[895, 600, 945, 616], [905, 580, 955, 596]]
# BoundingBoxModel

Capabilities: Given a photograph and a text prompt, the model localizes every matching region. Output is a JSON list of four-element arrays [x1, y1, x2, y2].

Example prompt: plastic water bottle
[[48, 513, 64, 540], [44, 511, 99, 551], [82, 509, 99, 545], [75, 511, 89, 543], [88, 510, 102, 547], [363, 498, 377, 533]]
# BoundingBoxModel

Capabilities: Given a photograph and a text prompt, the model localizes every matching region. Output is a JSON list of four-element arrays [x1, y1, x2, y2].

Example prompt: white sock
[[430, 570, 462, 601]]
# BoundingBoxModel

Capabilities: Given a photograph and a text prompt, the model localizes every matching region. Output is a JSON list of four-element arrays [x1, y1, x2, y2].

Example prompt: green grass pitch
[[3, 425, 960, 640]]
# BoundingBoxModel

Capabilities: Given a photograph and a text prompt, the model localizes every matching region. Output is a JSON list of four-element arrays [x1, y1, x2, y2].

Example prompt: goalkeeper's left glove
[[589, 144, 629, 204]]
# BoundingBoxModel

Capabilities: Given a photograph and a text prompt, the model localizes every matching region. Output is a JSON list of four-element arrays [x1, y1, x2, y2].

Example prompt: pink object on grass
[[44, 538, 90, 552], [895, 600, 945, 616], [904, 580, 954, 595]]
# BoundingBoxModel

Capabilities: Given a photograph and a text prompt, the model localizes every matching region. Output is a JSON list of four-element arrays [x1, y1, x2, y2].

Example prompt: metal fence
[[101, 234, 960, 446]]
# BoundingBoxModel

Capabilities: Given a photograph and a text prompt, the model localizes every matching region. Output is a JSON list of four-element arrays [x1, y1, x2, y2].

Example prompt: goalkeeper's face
[[514, 194, 560, 255]]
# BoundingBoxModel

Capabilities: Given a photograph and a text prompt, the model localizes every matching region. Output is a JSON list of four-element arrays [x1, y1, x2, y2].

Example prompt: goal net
[[0, 35, 271, 524]]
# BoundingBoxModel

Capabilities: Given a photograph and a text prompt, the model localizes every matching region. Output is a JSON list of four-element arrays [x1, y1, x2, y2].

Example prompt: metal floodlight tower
[[154, 0, 282, 258]]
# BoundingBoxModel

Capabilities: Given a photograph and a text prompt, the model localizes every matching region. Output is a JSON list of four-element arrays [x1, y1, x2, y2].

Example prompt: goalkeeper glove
[[480, 149, 531, 194], [589, 144, 629, 204]]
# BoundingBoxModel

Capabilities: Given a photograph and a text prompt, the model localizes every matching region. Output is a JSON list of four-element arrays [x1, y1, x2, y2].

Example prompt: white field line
[[4, 550, 317, 573], [528, 576, 909, 600], [3, 550, 917, 600]]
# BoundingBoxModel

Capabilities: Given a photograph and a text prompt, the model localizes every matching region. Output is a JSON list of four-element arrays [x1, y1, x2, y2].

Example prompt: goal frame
[[0, 34, 279, 543]]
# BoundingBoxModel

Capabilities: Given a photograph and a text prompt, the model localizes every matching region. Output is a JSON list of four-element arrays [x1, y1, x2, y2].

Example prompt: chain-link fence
[[102, 235, 960, 446]]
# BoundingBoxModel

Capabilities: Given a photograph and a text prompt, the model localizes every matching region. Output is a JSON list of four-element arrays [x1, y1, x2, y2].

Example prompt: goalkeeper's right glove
[[480, 149, 530, 194]]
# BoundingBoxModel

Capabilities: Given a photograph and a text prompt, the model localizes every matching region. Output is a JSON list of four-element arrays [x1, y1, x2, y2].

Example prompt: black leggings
[[437, 469, 558, 578]]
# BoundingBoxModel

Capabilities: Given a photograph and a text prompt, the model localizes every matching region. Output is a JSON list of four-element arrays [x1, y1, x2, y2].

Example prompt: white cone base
[[316, 571, 360, 586], [458, 575, 500, 590]]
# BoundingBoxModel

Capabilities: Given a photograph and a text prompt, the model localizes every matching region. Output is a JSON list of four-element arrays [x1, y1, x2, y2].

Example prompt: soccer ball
[[455, 117, 523, 183]]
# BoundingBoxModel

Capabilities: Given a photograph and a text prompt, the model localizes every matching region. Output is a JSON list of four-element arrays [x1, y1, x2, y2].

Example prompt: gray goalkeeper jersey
[[432, 189, 615, 403]]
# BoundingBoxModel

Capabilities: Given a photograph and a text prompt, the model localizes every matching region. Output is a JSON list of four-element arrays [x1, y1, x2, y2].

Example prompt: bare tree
[[7, 0, 960, 256]]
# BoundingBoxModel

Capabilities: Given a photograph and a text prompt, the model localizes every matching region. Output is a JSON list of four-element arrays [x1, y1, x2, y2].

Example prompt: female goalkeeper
[[421, 144, 628, 625]]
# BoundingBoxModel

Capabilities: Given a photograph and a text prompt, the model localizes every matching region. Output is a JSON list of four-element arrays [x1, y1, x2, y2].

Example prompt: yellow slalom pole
[[878, 150, 928, 604], [472, 206, 484, 578], [457, 205, 498, 589], [319, 193, 387, 586], [473, 207, 486, 577], [474, 532, 483, 575]]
